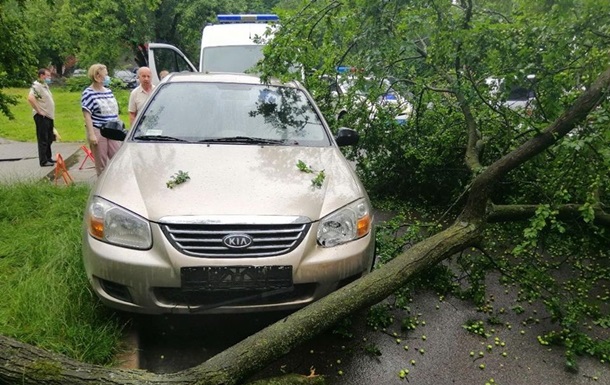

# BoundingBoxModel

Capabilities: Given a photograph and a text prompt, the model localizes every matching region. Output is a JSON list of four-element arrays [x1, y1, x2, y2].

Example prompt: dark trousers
[[34, 114, 54, 165]]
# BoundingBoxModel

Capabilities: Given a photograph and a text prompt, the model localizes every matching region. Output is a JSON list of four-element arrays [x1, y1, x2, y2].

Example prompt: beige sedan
[[82, 72, 375, 314]]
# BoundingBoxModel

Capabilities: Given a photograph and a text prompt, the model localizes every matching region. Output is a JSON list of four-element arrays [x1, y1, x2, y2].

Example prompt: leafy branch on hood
[[297, 160, 325, 189]]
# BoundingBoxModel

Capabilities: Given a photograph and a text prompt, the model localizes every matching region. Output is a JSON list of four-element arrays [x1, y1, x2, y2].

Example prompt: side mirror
[[335, 127, 359, 147], [100, 120, 127, 141]]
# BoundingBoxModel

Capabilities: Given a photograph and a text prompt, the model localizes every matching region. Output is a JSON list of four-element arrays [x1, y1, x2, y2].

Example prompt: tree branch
[[488, 203, 610, 227], [461, 65, 610, 221]]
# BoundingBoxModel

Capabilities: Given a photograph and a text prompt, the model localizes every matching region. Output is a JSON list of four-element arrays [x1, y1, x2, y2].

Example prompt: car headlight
[[86, 196, 152, 249], [317, 198, 372, 247]]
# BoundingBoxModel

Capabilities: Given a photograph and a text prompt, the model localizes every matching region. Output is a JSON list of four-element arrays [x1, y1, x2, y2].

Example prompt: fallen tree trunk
[[187, 220, 481, 384], [0, 221, 480, 385]]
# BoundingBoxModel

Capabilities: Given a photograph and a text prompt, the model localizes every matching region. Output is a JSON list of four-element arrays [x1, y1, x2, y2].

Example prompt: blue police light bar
[[336, 66, 352, 73], [336, 66, 365, 74], [217, 14, 280, 23]]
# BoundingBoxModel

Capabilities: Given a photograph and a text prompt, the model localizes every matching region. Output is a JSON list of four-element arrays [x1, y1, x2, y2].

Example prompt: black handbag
[[100, 120, 127, 141]]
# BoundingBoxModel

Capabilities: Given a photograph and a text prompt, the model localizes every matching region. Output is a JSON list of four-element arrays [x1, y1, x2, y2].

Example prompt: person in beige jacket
[[27, 68, 56, 167], [128, 66, 155, 126]]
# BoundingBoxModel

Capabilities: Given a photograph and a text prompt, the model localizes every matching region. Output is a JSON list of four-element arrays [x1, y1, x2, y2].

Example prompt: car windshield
[[507, 86, 535, 101], [132, 82, 330, 146], [203, 46, 264, 73]]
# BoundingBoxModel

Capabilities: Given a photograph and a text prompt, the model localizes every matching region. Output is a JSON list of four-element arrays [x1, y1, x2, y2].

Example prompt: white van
[[199, 14, 278, 74], [146, 14, 279, 84]]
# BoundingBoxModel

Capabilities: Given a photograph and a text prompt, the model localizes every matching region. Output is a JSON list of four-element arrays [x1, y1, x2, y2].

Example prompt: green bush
[[64, 76, 91, 92]]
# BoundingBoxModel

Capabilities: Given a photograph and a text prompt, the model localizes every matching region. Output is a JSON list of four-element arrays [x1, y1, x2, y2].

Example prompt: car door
[[146, 43, 198, 84]]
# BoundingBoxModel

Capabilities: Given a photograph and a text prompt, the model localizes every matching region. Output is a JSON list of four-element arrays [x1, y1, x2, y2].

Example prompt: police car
[[327, 67, 413, 125]]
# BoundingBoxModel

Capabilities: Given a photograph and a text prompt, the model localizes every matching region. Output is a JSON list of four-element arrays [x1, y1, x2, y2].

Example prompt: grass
[[0, 182, 125, 364], [0, 87, 131, 142]]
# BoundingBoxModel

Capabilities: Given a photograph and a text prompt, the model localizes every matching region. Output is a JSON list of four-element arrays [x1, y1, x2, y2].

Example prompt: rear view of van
[[199, 14, 279, 74]]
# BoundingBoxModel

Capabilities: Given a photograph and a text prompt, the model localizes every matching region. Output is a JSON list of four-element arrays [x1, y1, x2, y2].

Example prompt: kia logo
[[222, 234, 253, 249]]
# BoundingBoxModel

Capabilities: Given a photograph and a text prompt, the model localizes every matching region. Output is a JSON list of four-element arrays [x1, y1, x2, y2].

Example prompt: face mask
[[44, 78, 52, 85], [103, 75, 111, 86]]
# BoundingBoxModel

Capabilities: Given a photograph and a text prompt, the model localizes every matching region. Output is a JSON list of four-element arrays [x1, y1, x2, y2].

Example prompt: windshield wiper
[[134, 135, 189, 142], [197, 136, 286, 145]]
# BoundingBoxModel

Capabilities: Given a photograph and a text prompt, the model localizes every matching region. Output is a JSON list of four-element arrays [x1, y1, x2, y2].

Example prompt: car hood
[[95, 143, 366, 222]]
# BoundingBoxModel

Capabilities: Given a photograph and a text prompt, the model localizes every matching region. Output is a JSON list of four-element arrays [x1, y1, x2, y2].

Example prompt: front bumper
[[82, 222, 375, 314]]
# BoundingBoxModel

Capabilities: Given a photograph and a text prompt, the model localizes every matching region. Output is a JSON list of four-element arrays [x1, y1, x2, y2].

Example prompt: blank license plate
[[181, 266, 293, 291]]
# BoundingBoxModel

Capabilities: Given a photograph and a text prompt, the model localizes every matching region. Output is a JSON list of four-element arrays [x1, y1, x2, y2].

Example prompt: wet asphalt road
[[133, 270, 609, 385]]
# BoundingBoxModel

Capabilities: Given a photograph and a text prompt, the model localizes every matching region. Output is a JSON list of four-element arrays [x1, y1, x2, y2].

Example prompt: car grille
[[160, 222, 311, 258]]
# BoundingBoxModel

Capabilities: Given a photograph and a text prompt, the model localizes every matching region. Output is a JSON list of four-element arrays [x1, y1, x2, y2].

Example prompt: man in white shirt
[[128, 67, 155, 126], [27, 68, 56, 167]]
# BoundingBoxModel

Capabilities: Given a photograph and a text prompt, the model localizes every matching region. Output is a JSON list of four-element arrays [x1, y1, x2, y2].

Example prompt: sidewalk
[[0, 138, 97, 185]]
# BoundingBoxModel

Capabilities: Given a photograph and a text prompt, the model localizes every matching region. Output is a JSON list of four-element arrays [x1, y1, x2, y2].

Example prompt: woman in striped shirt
[[81, 63, 122, 176]]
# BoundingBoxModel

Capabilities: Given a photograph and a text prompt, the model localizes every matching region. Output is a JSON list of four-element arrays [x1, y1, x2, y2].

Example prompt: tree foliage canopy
[[262, 0, 609, 206]]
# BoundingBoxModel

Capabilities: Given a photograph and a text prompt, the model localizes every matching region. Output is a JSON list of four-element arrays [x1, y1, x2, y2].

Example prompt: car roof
[[163, 72, 300, 89]]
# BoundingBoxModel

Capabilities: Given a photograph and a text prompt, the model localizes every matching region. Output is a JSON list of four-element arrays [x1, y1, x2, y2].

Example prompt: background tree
[[22, 0, 79, 76], [0, 0, 37, 118], [0, 0, 283, 118], [154, 0, 249, 63]]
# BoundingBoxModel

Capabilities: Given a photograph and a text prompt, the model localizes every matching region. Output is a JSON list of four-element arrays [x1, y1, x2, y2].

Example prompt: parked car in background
[[486, 74, 536, 114], [504, 84, 536, 112], [82, 72, 375, 315], [326, 68, 413, 125], [72, 68, 87, 77], [113, 68, 138, 89]]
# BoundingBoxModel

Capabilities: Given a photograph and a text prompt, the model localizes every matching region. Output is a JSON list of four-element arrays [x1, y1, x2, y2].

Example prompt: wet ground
[[134, 269, 609, 385], [130, 210, 609, 385]]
